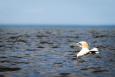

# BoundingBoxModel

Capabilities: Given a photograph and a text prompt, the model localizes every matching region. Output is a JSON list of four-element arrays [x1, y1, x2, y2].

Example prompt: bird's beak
[[70, 42, 82, 48], [70, 43, 79, 48], [76, 43, 79, 46], [76, 43, 81, 47]]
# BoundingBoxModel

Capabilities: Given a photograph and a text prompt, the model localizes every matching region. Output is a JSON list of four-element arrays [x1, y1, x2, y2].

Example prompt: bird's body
[[77, 48, 89, 58], [72, 41, 99, 58]]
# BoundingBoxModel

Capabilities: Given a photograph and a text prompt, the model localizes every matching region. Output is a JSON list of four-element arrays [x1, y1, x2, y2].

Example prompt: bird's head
[[76, 41, 89, 49]]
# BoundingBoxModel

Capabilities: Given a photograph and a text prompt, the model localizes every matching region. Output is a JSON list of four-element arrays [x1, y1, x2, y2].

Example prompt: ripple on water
[[0, 66, 21, 72], [80, 67, 109, 73]]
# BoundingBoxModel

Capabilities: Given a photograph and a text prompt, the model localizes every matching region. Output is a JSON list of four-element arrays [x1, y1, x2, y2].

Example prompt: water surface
[[0, 25, 115, 77]]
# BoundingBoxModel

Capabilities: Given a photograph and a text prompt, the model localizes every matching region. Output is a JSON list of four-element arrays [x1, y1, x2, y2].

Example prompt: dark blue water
[[0, 25, 115, 77]]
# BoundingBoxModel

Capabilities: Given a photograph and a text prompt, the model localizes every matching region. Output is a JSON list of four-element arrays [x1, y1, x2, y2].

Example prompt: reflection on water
[[0, 26, 115, 77]]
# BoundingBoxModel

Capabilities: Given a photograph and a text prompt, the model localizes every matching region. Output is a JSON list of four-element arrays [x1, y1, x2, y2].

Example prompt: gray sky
[[0, 0, 115, 25]]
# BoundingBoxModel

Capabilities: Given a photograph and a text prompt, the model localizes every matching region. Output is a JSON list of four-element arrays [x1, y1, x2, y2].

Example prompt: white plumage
[[75, 41, 99, 58]]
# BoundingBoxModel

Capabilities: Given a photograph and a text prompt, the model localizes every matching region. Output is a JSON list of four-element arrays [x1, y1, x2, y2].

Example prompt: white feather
[[76, 41, 99, 58], [77, 48, 89, 58], [90, 47, 98, 51]]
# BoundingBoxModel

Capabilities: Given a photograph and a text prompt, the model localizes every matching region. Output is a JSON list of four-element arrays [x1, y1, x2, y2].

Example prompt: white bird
[[75, 41, 99, 58]]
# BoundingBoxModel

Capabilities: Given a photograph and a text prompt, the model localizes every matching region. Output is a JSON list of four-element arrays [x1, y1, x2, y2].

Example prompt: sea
[[0, 25, 115, 77]]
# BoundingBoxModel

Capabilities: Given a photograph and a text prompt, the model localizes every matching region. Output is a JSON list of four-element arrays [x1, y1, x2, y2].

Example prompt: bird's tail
[[90, 48, 99, 53]]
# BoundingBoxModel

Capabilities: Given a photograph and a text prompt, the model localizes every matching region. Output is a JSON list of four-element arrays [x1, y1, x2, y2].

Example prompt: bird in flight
[[71, 41, 99, 58]]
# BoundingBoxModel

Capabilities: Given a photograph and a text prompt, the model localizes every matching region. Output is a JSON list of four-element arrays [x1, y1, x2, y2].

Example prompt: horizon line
[[0, 24, 115, 26]]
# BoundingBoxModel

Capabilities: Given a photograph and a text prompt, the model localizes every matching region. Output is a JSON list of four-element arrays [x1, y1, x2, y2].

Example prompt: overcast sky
[[0, 0, 115, 25]]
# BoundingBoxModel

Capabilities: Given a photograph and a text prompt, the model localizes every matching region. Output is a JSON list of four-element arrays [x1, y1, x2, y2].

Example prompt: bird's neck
[[81, 48, 89, 51]]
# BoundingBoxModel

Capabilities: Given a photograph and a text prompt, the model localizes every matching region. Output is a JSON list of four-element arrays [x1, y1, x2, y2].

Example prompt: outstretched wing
[[89, 48, 99, 54]]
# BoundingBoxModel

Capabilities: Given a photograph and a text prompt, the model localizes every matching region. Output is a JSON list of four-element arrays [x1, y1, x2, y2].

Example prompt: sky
[[0, 0, 115, 25]]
